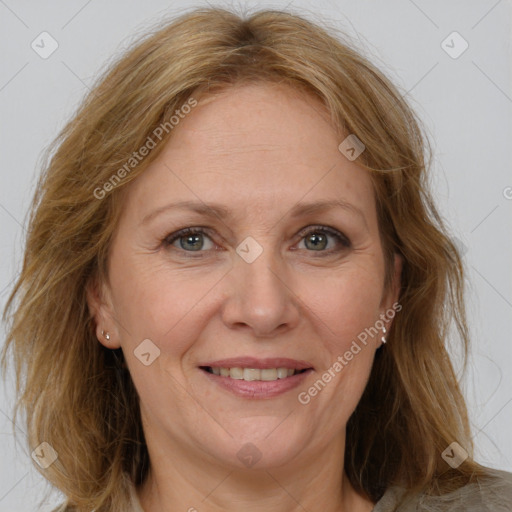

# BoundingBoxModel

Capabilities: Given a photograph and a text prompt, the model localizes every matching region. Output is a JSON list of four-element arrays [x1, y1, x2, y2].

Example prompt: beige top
[[51, 467, 512, 511], [126, 468, 512, 511]]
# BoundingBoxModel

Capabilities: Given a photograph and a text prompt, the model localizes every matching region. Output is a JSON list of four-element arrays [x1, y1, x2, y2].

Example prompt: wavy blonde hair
[[1, 6, 489, 511]]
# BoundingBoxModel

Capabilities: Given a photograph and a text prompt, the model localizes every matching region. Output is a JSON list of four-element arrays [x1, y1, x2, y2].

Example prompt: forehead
[[168, 82, 341, 173], [121, 82, 375, 225]]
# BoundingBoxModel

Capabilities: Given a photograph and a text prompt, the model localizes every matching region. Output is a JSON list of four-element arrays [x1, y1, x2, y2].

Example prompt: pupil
[[181, 234, 202, 251], [306, 233, 326, 250]]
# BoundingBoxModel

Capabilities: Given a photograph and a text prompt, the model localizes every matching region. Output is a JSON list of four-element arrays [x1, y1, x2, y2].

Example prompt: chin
[[204, 417, 312, 470]]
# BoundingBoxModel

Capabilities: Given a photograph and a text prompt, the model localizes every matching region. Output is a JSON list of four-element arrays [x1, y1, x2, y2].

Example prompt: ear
[[380, 252, 403, 325], [85, 274, 121, 349], [389, 252, 403, 305]]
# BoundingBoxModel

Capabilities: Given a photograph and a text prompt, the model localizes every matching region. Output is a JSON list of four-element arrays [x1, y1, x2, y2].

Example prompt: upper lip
[[199, 357, 314, 370]]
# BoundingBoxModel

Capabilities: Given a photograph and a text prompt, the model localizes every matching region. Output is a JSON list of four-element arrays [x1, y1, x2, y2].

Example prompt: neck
[[137, 426, 375, 512]]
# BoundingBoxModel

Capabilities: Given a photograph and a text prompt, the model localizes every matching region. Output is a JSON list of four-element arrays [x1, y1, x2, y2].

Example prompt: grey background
[[1, 0, 511, 510]]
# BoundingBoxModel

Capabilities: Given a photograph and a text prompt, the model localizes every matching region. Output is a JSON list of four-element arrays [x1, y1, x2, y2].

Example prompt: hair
[[1, 5, 491, 512]]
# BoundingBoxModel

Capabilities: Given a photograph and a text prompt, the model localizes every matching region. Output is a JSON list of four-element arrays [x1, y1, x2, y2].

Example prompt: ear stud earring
[[101, 329, 110, 341]]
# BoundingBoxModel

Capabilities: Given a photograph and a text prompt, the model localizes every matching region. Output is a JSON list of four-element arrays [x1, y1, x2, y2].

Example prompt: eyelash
[[163, 225, 351, 258]]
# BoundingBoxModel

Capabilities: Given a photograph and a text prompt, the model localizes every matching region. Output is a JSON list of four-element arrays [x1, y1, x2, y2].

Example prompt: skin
[[87, 82, 402, 512]]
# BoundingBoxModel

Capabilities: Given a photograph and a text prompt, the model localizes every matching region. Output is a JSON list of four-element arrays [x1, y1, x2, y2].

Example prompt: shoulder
[[374, 467, 512, 512], [472, 468, 512, 510]]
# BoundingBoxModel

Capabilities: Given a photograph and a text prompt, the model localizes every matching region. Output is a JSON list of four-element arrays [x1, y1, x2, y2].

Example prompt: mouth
[[200, 366, 310, 381], [197, 357, 314, 399]]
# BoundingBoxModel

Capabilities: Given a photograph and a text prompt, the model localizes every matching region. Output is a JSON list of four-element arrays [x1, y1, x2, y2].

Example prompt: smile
[[201, 366, 309, 381]]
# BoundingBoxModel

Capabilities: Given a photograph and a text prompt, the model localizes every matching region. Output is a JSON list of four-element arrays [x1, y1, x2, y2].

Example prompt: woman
[[2, 6, 511, 512]]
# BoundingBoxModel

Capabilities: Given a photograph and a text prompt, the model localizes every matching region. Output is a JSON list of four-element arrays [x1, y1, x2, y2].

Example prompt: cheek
[[310, 261, 384, 351], [299, 269, 382, 430], [110, 254, 221, 346]]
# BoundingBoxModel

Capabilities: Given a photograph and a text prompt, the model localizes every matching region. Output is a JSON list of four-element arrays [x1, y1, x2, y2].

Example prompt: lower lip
[[200, 368, 314, 399]]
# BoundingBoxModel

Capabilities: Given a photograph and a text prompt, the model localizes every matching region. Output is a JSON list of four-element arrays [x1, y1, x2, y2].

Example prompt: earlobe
[[85, 276, 121, 349]]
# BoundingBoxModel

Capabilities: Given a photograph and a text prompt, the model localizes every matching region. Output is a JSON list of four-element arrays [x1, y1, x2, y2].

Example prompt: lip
[[200, 366, 314, 399], [198, 357, 314, 371]]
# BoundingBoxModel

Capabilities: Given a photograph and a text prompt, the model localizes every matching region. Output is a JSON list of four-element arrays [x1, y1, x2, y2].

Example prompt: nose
[[220, 246, 301, 338]]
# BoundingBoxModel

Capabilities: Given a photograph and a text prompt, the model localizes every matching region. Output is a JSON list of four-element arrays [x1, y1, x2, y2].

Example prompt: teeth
[[230, 367, 244, 380], [209, 367, 301, 381], [277, 368, 288, 379], [243, 368, 260, 381], [261, 369, 278, 381]]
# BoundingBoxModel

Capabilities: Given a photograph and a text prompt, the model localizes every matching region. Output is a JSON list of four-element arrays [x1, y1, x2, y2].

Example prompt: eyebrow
[[141, 199, 367, 227]]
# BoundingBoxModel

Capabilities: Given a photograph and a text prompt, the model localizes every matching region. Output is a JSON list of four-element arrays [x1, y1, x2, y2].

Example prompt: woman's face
[[90, 82, 401, 471]]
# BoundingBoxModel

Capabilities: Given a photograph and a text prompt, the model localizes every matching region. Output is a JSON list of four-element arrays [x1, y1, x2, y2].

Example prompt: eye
[[164, 227, 216, 255], [163, 225, 351, 258], [295, 225, 351, 254]]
